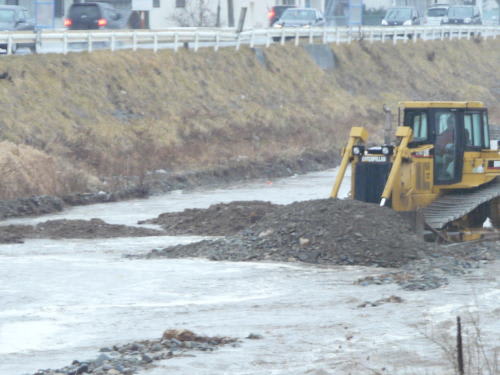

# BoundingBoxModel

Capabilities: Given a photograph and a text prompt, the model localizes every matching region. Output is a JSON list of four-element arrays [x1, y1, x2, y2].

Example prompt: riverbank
[[0, 39, 499, 201]]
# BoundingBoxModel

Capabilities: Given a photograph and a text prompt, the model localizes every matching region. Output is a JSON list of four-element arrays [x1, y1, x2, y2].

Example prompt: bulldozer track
[[422, 177, 500, 229]]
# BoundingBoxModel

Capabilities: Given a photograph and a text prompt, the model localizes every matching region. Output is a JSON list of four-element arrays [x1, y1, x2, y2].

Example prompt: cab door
[[433, 109, 464, 185]]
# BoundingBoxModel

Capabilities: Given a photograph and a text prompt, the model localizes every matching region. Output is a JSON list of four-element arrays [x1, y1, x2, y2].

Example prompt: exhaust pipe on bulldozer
[[383, 104, 392, 145]]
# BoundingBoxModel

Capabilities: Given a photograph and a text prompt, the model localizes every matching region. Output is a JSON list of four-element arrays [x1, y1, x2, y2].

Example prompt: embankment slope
[[0, 39, 499, 198]]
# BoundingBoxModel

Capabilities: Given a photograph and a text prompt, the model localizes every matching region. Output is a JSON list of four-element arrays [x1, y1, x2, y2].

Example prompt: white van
[[425, 5, 449, 25]]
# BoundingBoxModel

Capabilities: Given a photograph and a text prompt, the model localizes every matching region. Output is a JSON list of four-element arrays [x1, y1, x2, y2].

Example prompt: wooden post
[[457, 316, 464, 375]]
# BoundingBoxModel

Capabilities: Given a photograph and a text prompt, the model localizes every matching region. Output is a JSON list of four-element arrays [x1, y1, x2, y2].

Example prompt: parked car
[[64, 2, 128, 30], [424, 5, 449, 25], [442, 5, 482, 25], [0, 5, 36, 54], [268, 5, 295, 27], [482, 8, 499, 25], [273, 8, 325, 28], [381, 7, 422, 26]]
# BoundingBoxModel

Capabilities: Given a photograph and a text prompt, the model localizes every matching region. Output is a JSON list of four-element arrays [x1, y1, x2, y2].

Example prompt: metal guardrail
[[0, 25, 498, 55]]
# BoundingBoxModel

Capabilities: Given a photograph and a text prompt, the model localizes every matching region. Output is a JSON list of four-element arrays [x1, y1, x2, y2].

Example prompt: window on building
[[282, 0, 296, 5], [176, 0, 186, 8], [6, 0, 19, 5], [153, 0, 160, 7]]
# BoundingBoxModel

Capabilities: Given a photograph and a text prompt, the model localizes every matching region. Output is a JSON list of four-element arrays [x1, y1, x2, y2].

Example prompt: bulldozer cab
[[401, 101, 489, 185]]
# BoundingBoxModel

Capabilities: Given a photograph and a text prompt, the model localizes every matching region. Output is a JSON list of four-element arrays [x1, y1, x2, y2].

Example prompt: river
[[0, 169, 498, 375]]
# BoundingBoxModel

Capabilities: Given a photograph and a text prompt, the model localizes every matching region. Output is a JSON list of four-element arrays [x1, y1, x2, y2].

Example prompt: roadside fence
[[0, 25, 499, 55]]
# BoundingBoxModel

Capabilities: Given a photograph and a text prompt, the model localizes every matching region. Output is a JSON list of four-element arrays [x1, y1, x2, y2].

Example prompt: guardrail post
[[174, 32, 179, 52], [393, 31, 397, 45], [194, 31, 199, 51], [111, 33, 115, 52], [250, 29, 255, 48], [88, 33, 93, 53], [280, 29, 285, 45], [34, 29, 41, 54], [133, 32, 137, 51], [336, 28, 340, 45], [413, 27, 417, 43], [403, 28, 408, 43], [294, 30, 299, 46], [347, 27, 352, 44], [308, 28, 313, 44], [7, 34, 13, 55], [266, 31, 271, 47], [63, 33, 68, 55], [153, 32, 158, 52], [370, 29, 374, 43], [236, 33, 241, 50], [381, 30, 385, 43], [431, 28, 436, 41], [322, 29, 326, 44], [214, 31, 220, 51]]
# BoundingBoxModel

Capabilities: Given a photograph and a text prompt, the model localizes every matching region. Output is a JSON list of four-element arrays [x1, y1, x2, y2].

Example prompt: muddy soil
[[143, 199, 430, 268], [0, 219, 164, 244], [139, 201, 280, 236]]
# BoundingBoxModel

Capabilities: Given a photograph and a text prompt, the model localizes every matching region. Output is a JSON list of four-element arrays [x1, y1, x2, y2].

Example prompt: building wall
[[150, 0, 327, 29]]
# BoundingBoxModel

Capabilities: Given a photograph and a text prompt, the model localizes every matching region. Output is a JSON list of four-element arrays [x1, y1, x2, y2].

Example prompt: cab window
[[463, 112, 483, 148], [483, 112, 490, 149], [404, 110, 428, 143]]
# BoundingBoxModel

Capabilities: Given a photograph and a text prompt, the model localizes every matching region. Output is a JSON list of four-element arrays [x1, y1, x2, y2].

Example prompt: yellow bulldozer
[[331, 101, 500, 241]]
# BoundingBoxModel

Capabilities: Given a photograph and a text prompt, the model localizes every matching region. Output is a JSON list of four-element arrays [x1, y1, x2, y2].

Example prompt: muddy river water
[[0, 169, 498, 375]]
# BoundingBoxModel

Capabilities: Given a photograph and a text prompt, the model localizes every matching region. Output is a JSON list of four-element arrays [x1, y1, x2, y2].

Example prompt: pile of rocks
[[0, 218, 165, 244], [140, 198, 500, 290], [32, 329, 237, 375], [139, 201, 280, 236], [145, 199, 429, 268]]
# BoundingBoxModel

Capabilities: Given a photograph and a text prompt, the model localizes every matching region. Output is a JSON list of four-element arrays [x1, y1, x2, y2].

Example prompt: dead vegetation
[[0, 40, 498, 199]]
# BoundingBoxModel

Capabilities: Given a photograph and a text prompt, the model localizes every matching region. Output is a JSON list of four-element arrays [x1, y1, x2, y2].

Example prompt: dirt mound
[[0, 218, 164, 243], [145, 199, 430, 268], [140, 201, 280, 236]]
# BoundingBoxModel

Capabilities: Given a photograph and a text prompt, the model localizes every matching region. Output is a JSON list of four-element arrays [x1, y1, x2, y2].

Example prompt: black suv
[[65, 2, 128, 30], [268, 5, 296, 27], [0, 5, 36, 53], [442, 5, 482, 25]]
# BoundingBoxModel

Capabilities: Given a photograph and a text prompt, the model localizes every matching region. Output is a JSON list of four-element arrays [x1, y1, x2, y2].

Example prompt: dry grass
[[0, 39, 498, 198], [0, 141, 98, 199]]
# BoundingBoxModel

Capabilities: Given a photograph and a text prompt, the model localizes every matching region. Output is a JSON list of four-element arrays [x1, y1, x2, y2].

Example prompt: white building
[[149, 0, 326, 29]]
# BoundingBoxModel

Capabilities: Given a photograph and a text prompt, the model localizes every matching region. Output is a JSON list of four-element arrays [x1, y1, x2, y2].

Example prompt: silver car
[[0, 5, 36, 54], [273, 8, 325, 28]]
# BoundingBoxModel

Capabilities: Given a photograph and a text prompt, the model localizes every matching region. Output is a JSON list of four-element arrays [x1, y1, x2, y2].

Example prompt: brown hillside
[[0, 39, 499, 198]]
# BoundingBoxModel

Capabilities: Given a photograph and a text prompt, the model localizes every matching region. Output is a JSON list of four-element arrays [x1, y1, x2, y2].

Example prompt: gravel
[[30, 329, 238, 375], [138, 199, 500, 290], [139, 201, 280, 236], [0, 218, 165, 243], [143, 199, 429, 268]]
